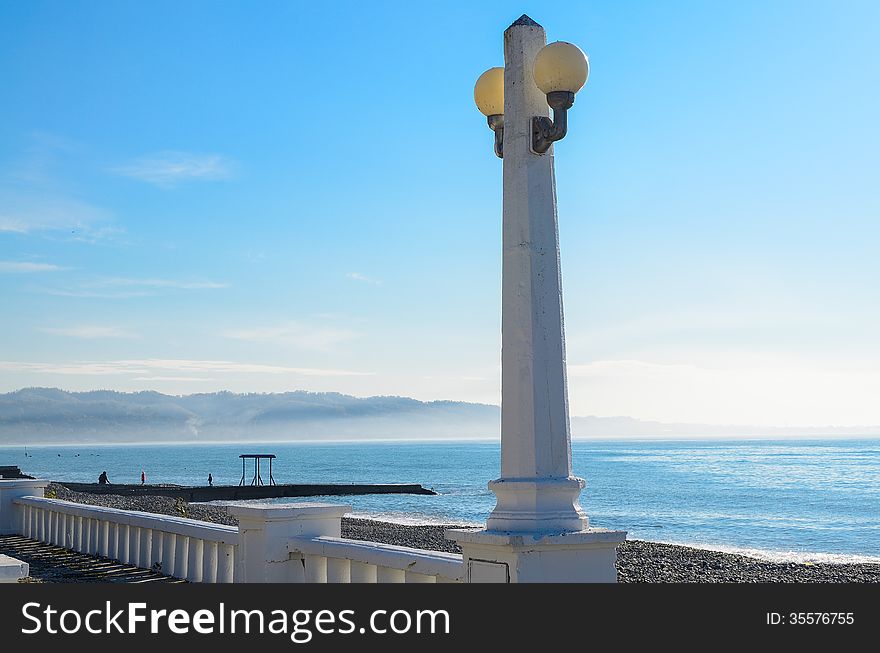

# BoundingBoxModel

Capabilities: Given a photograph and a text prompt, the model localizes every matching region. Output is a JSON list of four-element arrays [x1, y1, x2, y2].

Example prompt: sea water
[[4, 438, 879, 563]]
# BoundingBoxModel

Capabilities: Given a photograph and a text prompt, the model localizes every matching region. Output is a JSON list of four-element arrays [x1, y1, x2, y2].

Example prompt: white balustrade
[[2, 484, 469, 585], [11, 496, 238, 583], [289, 536, 464, 584]]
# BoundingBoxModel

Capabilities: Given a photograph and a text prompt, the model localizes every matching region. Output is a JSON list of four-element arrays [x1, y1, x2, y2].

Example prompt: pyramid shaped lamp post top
[[510, 14, 541, 28]]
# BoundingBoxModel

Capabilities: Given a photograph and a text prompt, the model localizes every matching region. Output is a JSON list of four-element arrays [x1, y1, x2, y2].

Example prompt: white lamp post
[[449, 15, 626, 583]]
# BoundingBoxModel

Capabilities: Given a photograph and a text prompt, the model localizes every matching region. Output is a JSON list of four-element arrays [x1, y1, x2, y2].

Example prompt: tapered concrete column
[[489, 14, 585, 532], [449, 15, 625, 581]]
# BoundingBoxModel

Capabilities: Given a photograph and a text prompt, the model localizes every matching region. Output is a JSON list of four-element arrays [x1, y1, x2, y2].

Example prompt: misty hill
[[0, 388, 500, 444], [1, 388, 876, 445]]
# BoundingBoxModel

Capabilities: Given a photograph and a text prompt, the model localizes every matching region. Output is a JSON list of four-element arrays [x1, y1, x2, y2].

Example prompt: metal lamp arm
[[531, 90, 575, 154], [487, 114, 504, 158]]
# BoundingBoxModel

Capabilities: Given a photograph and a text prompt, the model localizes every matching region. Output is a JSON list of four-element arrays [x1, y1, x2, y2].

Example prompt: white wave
[[659, 540, 880, 565], [346, 511, 482, 528]]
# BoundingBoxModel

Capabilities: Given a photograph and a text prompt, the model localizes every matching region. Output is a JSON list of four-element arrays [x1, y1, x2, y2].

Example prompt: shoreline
[[33, 483, 880, 583]]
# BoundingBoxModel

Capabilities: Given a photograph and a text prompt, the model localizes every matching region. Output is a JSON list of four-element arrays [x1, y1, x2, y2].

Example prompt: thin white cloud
[[0, 359, 373, 378], [346, 272, 381, 285], [40, 288, 156, 299], [132, 376, 217, 382], [0, 261, 64, 273], [1, 136, 122, 241], [223, 322, 359, 351], [0, 217, 30, 233], [0, 195, 118, 240], [113, 151, 235, 187], [37, 277, 229, 299], [94, 277, 229, 290], [39, 326, 139, 340]]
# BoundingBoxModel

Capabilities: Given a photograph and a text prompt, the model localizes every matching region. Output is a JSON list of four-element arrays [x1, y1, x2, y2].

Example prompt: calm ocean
[[4, 438, 879, 563]]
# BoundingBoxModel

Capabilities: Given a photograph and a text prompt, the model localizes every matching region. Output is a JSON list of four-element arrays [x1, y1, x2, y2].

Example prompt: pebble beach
[[31, 483, 880, 583]]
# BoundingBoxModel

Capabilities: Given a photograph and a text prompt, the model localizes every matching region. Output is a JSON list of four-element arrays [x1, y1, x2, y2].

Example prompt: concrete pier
[[54, 482, 436, 502]]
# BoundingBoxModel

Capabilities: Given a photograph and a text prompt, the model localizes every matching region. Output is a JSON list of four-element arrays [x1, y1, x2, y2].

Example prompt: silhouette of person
[[98, 471, 110, 485], [141, 470, 146, 485], [208, 473, 213, 487]]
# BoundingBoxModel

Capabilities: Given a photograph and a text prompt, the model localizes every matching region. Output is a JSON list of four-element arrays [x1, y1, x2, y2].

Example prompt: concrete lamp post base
[[447, 527, 626, 583], [486, 476, 588, 533]]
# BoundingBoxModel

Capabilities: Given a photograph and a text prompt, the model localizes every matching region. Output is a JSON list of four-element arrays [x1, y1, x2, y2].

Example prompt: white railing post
[[89, 518, 100, 556], [326, 558, 351, 583], [174, 535, 189, 578], [186, 538, 203, 582], [98, 521, 109, 557], [405, 571, 436, 583], [349, 561, 378, 583], [226, 503, 349, 583], [218, 544, 235, 583], [118, 524, 130, 563], [152, 530, 163, 568], [376, 566, 406, 583], [47, 511, 56, 545], [108, 523, 119, 559], [74, 516, 84, 551], [303, 555, 328, 583], [203, 541, 219, 583], [128, 526, 141, 564], [0, 479, 48, 535], [138, 528, 153, 569], [81, 517, 90, 553], [161, 532, 176, 575]]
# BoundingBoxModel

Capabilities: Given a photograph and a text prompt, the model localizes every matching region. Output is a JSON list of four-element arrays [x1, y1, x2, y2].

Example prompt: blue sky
[[1, 1, 878, 426]]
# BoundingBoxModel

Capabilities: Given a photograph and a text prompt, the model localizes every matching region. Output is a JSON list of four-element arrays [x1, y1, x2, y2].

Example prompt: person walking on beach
[[98, 471, 110, 485], [141, 470, 146, 485], [208, 473, 213, 487]]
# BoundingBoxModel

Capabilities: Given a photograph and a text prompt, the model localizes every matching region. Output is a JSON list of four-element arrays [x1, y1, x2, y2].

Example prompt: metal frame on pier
[[238, 454, 276, 486]]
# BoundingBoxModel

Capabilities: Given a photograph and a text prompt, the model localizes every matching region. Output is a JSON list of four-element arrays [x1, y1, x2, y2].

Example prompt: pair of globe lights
[[474, 40, 589, 158]]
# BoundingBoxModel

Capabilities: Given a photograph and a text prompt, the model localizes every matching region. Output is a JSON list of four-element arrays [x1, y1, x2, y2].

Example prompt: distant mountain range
[[0, 388, 876, 444]]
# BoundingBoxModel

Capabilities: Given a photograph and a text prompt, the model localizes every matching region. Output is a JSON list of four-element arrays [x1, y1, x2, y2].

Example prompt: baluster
[[186, 539, 204, 582], [161, 533, 176, 576], [153, 531, 164, 570], [139, 528, 153, 568], [118, 525, 130, 563], [89, 519, 100, 556], [108, 523, 119, 560], [304, 555, 328, 583], [326, 558, 351, 583], [74, 516, 83, 551], [24, 505, 32, 538], [217, 544, 235, 583], [128, 526, 141, 565], [47, 511, 57, 545], [376, 566, 406, 583], [350, 561, 378, 583], [83, 518, 92, 553], [174, 535, 189, 579], [202, 541, 218, 583], [98, 521, 110, 557], [405, 571, 436, 583], [61, 514, 70, 549], [17, 503, 26, 537]]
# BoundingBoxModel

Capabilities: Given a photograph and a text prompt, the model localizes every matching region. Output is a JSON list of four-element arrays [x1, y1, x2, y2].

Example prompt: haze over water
[[7, 437, 879, 564]]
